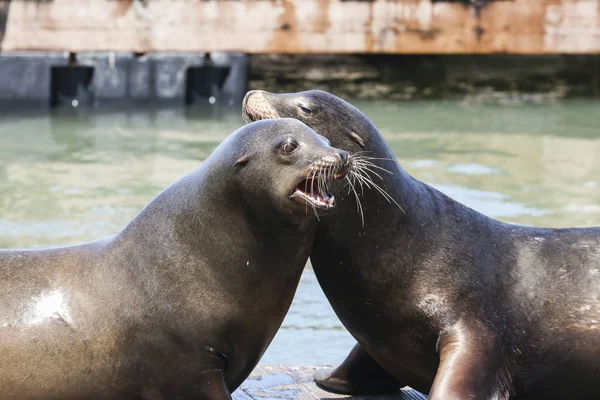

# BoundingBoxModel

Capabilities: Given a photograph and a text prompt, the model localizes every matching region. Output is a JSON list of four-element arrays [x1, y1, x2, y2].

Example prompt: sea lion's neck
[[113, 163, 314, 353], [116, 164, 315, 274], [344, 129, 497, 253], [357, 137, 430, 224]]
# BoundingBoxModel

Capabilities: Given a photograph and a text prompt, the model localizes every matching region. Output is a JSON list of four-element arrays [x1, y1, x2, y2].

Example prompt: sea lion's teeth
[[327, 196, 335, 205]]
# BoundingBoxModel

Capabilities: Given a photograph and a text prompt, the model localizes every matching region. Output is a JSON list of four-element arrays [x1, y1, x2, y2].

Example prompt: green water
[[0, 100, 599, 365]]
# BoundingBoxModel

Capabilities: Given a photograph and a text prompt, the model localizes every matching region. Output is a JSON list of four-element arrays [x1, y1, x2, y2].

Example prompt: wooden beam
[[1, 0, 599, 54]]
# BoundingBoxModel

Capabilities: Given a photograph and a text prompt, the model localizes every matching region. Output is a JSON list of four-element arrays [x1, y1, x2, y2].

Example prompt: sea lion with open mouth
[[0, 118, 350, 399]]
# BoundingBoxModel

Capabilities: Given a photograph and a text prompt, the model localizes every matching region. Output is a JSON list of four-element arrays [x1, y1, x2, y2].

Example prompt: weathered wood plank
[[232, 365, 428, 399], [0, 0, 599, 54]]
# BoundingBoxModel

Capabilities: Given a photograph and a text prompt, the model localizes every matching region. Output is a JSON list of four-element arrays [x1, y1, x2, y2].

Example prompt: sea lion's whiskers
[[318, 164, 327, 196], [315, 165, 322, 195], [345, 154, 405, 214], [353, 158, 394, 176], [349, 169, 367, 196], [305, 169, 311, 215], [322, 165, 330, 197], [351, 171, 375, 194], [349, 156, 384, 176], [309, 169, 317, 200], [345, 179, 353, 195], [351, 160, 386, 181], [348, 151, 393, 160], [312, 169, 319, 199], [354, 165, 384, 184], [355, 155, 398, 163], [345, 175, 365, 227], [327, 163, 335, 186], [350, 168, 405, 214], [351, 153, 396, 169], [311, 202, 320, 221]]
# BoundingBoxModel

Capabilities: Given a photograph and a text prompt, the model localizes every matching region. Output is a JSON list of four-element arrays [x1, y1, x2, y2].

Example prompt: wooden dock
[[1, 0, 600, 54], [232, 365, 427, 400]]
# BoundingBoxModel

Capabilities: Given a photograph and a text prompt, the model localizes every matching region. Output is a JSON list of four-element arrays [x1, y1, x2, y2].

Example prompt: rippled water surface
[[0, 100, 599, 365]]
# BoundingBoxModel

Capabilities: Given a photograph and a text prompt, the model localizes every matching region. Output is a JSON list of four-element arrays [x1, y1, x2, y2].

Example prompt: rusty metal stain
[[474, 25, 485, 41], [406, 27, 442, 40], [364, 1, 375, 52], [269, 0, 301, 52], [431, 0, 492, 3], [113, 0, 134, 17], [472, 0, 485, 41], [313, 0, 332, 34]]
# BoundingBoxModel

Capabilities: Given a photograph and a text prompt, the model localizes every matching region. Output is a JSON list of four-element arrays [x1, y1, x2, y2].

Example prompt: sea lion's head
[[223, 118, 350, 219], [242, 90, 377, 153], [242, 90, 404, 226]]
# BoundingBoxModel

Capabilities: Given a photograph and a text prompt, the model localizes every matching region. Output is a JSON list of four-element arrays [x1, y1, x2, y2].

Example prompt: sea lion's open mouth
[[290, 176, 336, 211], [290, 162, 349, 211]]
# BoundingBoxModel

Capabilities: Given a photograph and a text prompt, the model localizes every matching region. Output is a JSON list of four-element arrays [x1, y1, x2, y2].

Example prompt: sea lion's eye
[[281, 141, 298, 155], [299, 105, 312, 115]]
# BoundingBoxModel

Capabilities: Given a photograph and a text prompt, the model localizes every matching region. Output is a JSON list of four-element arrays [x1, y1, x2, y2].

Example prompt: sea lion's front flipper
[[429, 320, 513, 400], [195, 369, 232, 400], [158, 369, 231, 400], [156, 345, 231, 400], [314, 343, 403, 395]]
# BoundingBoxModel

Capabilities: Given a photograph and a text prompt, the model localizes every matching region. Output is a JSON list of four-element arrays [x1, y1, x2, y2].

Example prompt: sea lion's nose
[[333, 150, 351, 180], [338, 150, 349, 165], [243, 90, 256, 106]]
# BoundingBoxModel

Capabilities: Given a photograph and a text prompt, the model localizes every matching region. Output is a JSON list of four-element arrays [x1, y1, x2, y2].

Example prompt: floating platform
[[0, 51, 248, 108], [232, 365, 427, 400]]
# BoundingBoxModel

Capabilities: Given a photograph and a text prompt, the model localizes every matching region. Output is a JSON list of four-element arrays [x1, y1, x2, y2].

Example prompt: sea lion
[[242, 90, 600, 400], [0, 118, 350, 400]]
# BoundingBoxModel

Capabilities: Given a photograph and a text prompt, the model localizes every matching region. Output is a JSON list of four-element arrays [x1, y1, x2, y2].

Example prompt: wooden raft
[[232, 365, 427, 400]]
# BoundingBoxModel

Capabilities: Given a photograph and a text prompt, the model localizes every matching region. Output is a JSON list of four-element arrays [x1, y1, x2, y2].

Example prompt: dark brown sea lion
[[0, 118, 350, 400], [243, 90, 600, 400]]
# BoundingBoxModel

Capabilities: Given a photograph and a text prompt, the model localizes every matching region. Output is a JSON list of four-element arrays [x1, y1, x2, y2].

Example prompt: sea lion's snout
[[289, 150, 350, 212], [242, 90, 256, 110], [242, 90, 279, 123], [241, 90, 255, 123]]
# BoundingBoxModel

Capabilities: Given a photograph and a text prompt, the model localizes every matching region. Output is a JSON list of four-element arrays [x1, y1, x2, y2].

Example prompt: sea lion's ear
[[349, 131, 366, 149], [234, 155, 250, 170]]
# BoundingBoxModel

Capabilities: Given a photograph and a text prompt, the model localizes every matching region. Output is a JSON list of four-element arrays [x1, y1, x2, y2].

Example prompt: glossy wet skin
[[226, 118, 349, 217], [243, 90, 375, 156], [243, 90, 600, 400], [0, 118, 350, 399]]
